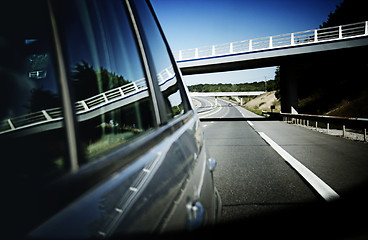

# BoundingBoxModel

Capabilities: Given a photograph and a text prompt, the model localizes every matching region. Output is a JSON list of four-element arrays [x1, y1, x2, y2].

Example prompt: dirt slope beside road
[[245, 91, 280, 112]]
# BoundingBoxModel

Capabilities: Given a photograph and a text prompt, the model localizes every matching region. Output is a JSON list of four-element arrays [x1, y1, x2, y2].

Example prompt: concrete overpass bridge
[[175, 21, 368, 113], [190, 91, 266, 106]]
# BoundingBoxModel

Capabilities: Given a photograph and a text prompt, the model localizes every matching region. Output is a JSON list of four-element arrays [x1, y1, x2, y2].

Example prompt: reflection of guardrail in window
[[75, 78, 147, 112], [156, 65, 174, 85], [0, 108, 63, 133], [0, 66, 175, 135], [174, 21, 368, 61], [0, 79, 147, 135]]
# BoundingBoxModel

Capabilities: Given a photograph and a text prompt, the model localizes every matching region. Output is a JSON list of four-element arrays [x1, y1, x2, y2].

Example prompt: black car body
[[0, 0, 221, 238]]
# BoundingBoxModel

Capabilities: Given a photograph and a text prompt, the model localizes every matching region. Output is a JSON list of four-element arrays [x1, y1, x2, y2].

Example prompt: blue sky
[[151, 0, 343, 86]]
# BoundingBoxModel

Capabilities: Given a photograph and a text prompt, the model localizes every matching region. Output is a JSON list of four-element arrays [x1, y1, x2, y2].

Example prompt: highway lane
[[194, 96, 368, 238], [192, 96, 259, 118]]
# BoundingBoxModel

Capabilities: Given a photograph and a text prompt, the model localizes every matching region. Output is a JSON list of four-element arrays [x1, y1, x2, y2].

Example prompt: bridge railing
[[0, 65, 174, 135], [174, 21, 368, 61]]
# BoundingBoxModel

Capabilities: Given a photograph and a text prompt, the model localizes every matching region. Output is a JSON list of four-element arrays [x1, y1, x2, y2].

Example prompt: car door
[[0, 0, 219, 238], [124, 0, 221, 233]]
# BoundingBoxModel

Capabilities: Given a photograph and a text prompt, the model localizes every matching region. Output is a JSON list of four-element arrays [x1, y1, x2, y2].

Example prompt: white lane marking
[[197, 97, 222, 117], [247, 120, 254, 126], [200, 97, 234, 118], [259, 132, 340, 202], [239, 108, 247, 119]]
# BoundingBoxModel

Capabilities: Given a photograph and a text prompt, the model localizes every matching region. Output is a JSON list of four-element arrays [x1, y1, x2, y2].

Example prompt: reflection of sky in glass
[[133, 0, 173, 76], [133, 0, 185, 119], [62, 0, 145, 84], [167, 90, 182, 107]]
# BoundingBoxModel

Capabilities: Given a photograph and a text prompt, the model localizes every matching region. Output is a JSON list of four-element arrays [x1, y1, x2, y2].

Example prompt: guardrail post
[[342, 125, 346, 137], [81, 100, 89, 111], [364, 128, 367, 142], [179, 50, 183, 61], [119, 87, 125, 96], [269, 36, 273, 48], [7, 119, 15, 130], [249, 40, 252, 51], [102, 93, 109, 102], [365, 21, 368, 35], [195, 48, 199, 58], [230, 42, 233, 53], [166, 68, 173, 78], [327, 123, 329, 133], [339, 25, 343, 39], [291, 33, 295, 45], [212, 45, 215, 56], [314, 29, 318, 42], [133, 82, 139, 91], [42, 110, 52, 120]]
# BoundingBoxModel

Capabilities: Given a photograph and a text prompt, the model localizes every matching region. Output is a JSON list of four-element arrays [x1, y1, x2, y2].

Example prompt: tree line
[[188, 79, 279, 93]]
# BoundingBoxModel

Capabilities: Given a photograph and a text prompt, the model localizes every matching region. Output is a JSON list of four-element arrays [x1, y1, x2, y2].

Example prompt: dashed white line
[[258, 132, 340, 202], [247, 120, 254, 126]]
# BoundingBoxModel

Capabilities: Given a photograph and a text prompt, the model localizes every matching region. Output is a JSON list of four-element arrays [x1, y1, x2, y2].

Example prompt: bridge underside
[[178, 37, 368, 113]]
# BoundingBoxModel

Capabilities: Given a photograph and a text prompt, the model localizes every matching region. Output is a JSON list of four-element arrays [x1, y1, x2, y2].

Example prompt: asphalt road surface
[[193, 96, 368, 239]]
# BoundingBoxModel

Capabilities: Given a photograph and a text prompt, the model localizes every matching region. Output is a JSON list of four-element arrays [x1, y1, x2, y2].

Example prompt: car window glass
[[58, 0, 155, 163], [0, 1, 68, 236], [132, 0, 186, 120]]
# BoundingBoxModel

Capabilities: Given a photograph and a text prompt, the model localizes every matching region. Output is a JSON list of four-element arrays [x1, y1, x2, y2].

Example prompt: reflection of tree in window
[[71, 60, 154, 162], [72, 60, 130, 101], [26, 88, 60, 113]]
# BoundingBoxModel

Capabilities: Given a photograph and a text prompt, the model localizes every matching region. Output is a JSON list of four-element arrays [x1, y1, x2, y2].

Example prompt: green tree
[[320, 0, 368, 28]]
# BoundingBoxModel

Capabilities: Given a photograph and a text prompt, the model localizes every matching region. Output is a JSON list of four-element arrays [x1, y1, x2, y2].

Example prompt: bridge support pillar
[[280, 64, 298, 113]]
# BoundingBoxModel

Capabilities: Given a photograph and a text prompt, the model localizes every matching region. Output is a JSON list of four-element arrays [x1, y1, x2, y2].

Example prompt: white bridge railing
[[174, 21, 368, 61], [0, 66, 176, 135], [0, 80, 148, 135]]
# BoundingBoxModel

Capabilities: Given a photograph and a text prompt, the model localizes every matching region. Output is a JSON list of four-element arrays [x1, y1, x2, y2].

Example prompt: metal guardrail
[[174, 21, 368, 61], [0, 80, 148, 135], [75, 78, 147, 113], [0, 66, 176, 135], [268, 112, 368, 142]]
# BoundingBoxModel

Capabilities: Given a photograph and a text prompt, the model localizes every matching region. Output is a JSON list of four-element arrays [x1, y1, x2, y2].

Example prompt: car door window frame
[[42, 0, 196, 208], [142, 0, 192, 114], [48, 1, 80, 172], [126, 0, 192, 124]]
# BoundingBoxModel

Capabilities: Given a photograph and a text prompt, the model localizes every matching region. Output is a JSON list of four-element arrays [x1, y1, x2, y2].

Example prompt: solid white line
[[247, 120, 254, 126], [258, 132, 340, 202]]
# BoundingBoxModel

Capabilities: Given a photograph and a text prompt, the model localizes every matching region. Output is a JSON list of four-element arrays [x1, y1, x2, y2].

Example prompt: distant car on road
[[0, 0, 221, 238]]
